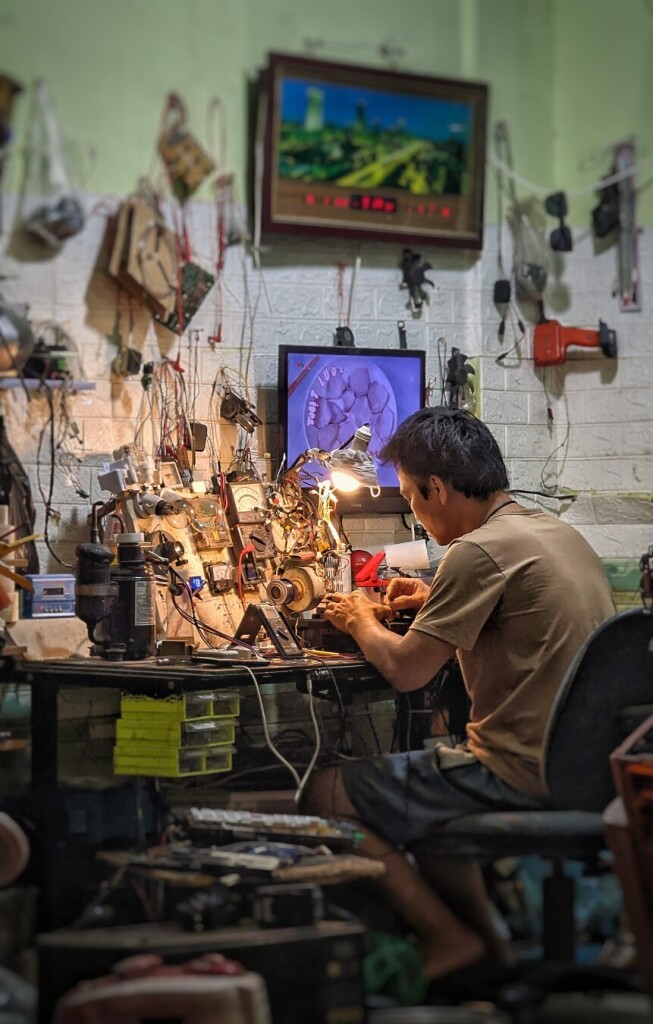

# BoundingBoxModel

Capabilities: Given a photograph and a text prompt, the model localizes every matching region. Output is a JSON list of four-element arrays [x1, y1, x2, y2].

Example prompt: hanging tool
[[614, 140, 640, 311], [533, 311, 617, 367], [591, 140, 641, 312], [445, 348, 476, 409], [399, 248, 433, 313]]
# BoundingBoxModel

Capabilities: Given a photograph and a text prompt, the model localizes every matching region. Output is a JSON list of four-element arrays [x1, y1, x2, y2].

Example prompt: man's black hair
[[379, 406, 509, 500]]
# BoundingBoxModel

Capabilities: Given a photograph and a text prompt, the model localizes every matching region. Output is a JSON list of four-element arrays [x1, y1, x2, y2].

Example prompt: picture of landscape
[[278, 76, 473, 196]]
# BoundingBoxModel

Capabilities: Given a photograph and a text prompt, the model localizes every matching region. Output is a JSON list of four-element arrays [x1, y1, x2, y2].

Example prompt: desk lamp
[[327, 424, 380, 494], [289, 424, 380, 496]]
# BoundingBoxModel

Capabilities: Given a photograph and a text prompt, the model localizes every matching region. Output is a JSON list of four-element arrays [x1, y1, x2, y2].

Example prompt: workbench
[[6, 653, 388, 929]]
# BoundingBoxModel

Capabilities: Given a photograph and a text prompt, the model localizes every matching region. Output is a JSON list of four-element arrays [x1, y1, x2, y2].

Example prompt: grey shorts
[[341, 747, 548, 848]]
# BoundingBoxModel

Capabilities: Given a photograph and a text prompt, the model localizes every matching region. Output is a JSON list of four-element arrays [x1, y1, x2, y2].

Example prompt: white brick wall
[[1, 194, 652, 569]]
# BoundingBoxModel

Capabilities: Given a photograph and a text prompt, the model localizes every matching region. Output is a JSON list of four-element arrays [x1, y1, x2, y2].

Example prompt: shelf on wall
[[0, 379, 96, 391]]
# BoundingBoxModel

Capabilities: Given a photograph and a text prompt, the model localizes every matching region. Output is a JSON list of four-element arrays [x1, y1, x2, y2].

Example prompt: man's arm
[[323, 593, 455, 692]]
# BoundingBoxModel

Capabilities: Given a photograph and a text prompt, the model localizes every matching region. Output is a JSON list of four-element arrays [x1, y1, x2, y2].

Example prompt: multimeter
[[234, 602, 304, 659], [22, 574, 77, 618]]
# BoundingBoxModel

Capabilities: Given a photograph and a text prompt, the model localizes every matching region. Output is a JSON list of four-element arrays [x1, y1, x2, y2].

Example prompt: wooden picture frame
[[260, 53, 488, 250]]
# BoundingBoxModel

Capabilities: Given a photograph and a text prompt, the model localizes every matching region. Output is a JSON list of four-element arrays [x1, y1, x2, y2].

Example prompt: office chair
[[418, 607, 653, 1000]]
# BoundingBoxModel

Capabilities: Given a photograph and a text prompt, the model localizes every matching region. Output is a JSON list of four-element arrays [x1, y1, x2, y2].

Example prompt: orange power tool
[[533, 317, 617, 367]]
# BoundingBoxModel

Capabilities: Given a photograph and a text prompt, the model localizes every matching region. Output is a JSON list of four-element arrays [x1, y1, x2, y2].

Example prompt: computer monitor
[[278, 344, 426, 515]]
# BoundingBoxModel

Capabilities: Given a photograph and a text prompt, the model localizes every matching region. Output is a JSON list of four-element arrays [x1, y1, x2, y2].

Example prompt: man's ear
[[429, 475, 449, 504]]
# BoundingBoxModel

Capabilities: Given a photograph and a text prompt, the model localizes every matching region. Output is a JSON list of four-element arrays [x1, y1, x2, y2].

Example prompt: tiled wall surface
[[1, 192, 652, 571]]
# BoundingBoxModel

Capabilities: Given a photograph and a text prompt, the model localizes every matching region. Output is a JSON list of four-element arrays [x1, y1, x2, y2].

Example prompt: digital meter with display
[[22, 574, 76, 618]]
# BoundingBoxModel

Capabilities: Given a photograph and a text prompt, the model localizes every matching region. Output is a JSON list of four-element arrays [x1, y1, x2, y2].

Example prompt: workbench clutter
[[103, 88, 233, 362], [106, 186, 215, 338], [114, 690, 240, 777], [60, 334, 427, 671]]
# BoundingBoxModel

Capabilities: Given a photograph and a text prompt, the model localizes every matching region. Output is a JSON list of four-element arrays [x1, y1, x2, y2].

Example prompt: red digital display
[[303, 192, 457, 219], [350, 194, 397, 214], [305, 194, 397, 214]]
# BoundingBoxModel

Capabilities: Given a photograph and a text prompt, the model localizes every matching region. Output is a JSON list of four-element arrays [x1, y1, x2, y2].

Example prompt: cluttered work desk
[[5, 651, 390, 932], [2, 650, 392, 1023], [18, 651, 387, 781]]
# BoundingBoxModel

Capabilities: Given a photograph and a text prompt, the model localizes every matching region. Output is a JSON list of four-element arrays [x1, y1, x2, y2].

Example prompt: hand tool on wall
[[533, 307, 617, 367], [591, 139, 641, 312]]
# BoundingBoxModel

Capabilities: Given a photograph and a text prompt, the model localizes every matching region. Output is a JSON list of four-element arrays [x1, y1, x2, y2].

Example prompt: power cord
[[238, 662, 302, 794], [294, 673, 321, 806], [167, 565, 260, 656], [235, 658, 323, 806]]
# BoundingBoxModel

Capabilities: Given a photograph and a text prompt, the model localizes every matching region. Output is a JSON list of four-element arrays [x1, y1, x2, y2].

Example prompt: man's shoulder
[[439, 535, 505, 576]]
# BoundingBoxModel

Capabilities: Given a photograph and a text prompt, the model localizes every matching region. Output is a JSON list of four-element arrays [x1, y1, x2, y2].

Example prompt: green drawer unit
[[115, 717, 236, 748], [113, 745, 235, 778], [120, 691, 240, 721]]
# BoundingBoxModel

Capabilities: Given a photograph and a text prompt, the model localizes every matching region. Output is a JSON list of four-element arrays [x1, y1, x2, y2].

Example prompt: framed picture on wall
[[259, 53, 488, 250]]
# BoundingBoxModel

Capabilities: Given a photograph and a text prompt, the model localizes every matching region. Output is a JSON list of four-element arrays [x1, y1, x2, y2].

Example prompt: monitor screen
[[278, 344, 426, 514]]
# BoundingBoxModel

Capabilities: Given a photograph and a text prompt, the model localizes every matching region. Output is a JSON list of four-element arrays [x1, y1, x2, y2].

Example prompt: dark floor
[[534, 992, 653, 1021]]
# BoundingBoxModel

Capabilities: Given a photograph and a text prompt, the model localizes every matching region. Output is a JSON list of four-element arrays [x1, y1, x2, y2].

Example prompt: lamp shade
[[327, 425, 379, 492]]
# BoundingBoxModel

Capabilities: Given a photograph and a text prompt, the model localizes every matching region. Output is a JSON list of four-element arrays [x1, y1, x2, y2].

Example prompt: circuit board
[[190, 497, 232, 550], [153, 261, 216, 335]]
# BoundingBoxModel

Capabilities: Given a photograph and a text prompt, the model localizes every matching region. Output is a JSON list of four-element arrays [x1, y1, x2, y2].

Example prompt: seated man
[[303, 407, 615, 981]]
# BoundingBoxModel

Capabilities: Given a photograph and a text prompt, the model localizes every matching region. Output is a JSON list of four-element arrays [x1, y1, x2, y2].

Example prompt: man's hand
[[323, 591, 392, 634], [385, 576, 431, 613], [324, 586, 453, 691]]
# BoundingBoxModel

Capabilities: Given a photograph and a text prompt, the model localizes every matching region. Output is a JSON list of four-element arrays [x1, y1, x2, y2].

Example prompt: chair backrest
[[543, 608, 653, 812]]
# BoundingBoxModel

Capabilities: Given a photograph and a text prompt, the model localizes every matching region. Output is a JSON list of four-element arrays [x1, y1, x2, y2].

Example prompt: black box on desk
[[38, 920, 366, 1024], [296, 616, 360, 654]]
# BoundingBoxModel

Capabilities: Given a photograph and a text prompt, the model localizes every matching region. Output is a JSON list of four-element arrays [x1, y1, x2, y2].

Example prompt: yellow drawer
[[120, 691, 240, 721], [115, 717, 236, 747], [113, 745, 234, 778]]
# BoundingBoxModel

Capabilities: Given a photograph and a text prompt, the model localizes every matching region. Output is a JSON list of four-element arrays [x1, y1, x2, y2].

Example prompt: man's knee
[[300, 766, 355, 819], [299, 766, 337, 816]]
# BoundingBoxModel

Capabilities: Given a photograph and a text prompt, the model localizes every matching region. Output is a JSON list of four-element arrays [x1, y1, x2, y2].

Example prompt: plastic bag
[[20, 79, 84, 247], [507, 196, 552, 302]]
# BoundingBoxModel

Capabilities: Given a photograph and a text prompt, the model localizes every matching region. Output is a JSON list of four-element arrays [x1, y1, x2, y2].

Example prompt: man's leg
[[302, 767, 484, 981], [410, 852, 514, 966]]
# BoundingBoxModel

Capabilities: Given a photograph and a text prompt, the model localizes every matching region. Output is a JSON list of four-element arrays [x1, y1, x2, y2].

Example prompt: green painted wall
[[1, 0, 650, 224], [553, 0, 653, 224]]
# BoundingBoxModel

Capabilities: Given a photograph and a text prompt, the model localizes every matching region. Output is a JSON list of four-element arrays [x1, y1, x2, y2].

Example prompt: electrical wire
[[495, 318, 526, 364], [169, 589, 246, 653], [301, 652, 355, 762], [493, 129, 529, 358], [293, 673, 321, 805], [509, 489, 573, 499], [36, 386, 74, 568], [536, 368, 572, 493], [487, 148, 650, 199], [238, 662, 302, 791], [436, 337, 448, 404], [167, 566, 260, 655]]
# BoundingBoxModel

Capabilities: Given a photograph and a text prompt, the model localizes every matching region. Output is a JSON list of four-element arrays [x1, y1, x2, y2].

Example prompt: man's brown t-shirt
[[411, 506, 615, 798]]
